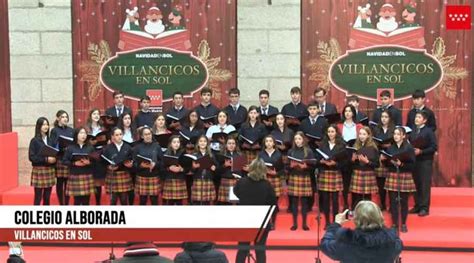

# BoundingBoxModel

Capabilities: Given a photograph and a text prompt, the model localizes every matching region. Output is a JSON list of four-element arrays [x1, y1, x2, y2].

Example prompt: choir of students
[[29, 88, 437, 232]]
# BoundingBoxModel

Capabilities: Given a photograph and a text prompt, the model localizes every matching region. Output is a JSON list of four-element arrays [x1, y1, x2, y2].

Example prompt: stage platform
[[1, 187, 473, 262]]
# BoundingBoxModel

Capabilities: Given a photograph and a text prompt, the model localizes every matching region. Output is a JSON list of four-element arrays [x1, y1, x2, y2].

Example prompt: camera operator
[[321, 201, 402, 263]]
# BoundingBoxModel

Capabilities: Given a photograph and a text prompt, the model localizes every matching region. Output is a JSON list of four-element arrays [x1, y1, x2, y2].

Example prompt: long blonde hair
[[247, 158, 267, 181], [354, 126, 378, 150], [354, 201, 385, 231]]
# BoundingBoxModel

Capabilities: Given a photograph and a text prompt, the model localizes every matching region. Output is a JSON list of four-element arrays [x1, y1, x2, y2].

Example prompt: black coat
[[406, 106, 437, 131], [233, 177, 277, 206], [371, 105, 402, 126], [321, 223, 402, 263], [174, 242, 229, 263]]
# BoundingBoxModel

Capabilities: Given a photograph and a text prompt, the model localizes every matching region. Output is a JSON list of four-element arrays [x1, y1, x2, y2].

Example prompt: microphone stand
[[395, 164, 402, 263], [314, 169, 322, 263]]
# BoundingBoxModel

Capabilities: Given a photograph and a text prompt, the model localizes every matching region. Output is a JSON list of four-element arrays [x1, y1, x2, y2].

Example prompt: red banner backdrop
[[302, 0, 472, 186], [72, 0, 236, 125], [0, 0, 12, 133]]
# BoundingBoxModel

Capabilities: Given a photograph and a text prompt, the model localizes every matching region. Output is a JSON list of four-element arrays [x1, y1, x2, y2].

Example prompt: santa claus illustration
[[376, 3, 398, 33], [144, 6, 165, 35]]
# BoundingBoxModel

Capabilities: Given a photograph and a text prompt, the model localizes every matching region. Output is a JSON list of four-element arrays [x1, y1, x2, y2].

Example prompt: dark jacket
[[371, 105, 402, 126], [223, 104, 247, 130], [233, 177, 277, 206], [116, 243, 173, 263], [105, 105, 133, 118], [406, 106, 436, 131], [321, 223, 402, 263], [174, 242, 229, 263], [409, 125, 437, 161], [28, 136, 55, 167], [7, 255, 26, 263]]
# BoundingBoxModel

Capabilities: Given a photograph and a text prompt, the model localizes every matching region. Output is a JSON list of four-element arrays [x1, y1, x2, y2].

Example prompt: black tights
[[56, 177, 69, 205], [139, 195, 159, 205], [163, 199, 183, 205], [110, 192, 129, 205], [351, 193, 372, 210], [341, 166, 353, 209], [73, 195, 90, 205], [33, 187, 52, 205], [389, 191, 409, 226], [320, 191, 339, 225], [291, 196, 309, 227], [95, 186, 102, 205], [377, 177, 387, 209]]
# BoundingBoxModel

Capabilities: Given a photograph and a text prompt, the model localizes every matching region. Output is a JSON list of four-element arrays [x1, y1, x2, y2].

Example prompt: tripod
[[314, 170, 322, 263], [395, 165, 402, 263]]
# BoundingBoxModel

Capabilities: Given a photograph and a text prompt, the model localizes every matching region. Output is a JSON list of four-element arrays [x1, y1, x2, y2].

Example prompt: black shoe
[[303, 225, 310, 231], [401, 224, 408, 233], [290, 225, 298, 231], [418, 210, 429, 217], [409, 207, 419, 214]]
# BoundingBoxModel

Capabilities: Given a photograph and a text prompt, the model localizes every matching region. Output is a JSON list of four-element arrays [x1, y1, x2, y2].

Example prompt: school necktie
[[232, 105, 237, 113], [416, 127, 421, 134], [311, 118, 316, 125], [262, 107, 267, 115], [117, 107, 122, 116]]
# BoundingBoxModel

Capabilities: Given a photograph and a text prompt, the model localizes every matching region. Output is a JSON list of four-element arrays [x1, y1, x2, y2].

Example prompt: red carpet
[[1, 187, 473, 262]]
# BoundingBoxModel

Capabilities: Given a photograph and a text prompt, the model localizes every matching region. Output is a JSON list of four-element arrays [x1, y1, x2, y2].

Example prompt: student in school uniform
[[119, 112, 137, 205], [381, 127, 416, 232], [257, 89, 279, 133], [409, 111, 437, 217], [132, 127, 162, 206], [133, 95, 157, 130], [119, 113, 137, 146], [281, 86, 308, 132], [215, 137, 243, 205], [50, 110, 74, 206], [29, 117, 57, 206], [313, 87, 338, 116], [258, 135, 284, 229], [337, 105, 363, 209], [62, 127, 95, 205], [152, 113, 172, 136], [190, 135, 218, 205], [287, 131, 316, 231], [180, 110, 205, 154], [205, 110, 236, 152], [371, 90, 402, 126], [105, 91, 133, 117], [85, 108, 107, 205], [166, 91, 189, 132], [194, 87, 220, 129], [316, 125, 346, 229], [299, 102, 329, 150], [102, 127, 134, 205], [347, 95, 368, 123], [372, 110, 395, 211], [161, 135, 188, 205], [406, 89, 437, 131], [239, 105, 267, 164], [223, 88, 247, 130], [350, 127, 379, 209], [180, 110, 205, 203], [298, 102, 329, 211]]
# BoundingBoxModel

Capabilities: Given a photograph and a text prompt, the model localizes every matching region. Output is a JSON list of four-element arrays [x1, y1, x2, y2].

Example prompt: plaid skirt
[[191, 178, 216, 202], [67, 173, 94, 196], [135, 176, 161, 196], [350, 170, 378, 194], [375, 166, 389, 178], [56, 161, 69, 178], [31, 166, 56, 188], [288, 174, 313, 197], [243, 150, 258, 164], [318, 170, 343, 192], [385, 172, 416, 192], [105, 171, 132, 193], [267, 176, 282, 197], [162, 178, 187, 200], [217, 178, 237, 202]]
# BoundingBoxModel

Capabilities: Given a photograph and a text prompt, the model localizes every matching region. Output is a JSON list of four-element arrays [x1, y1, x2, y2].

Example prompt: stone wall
[[9, 0, 73, 185], [237, 0, 300, 109]]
